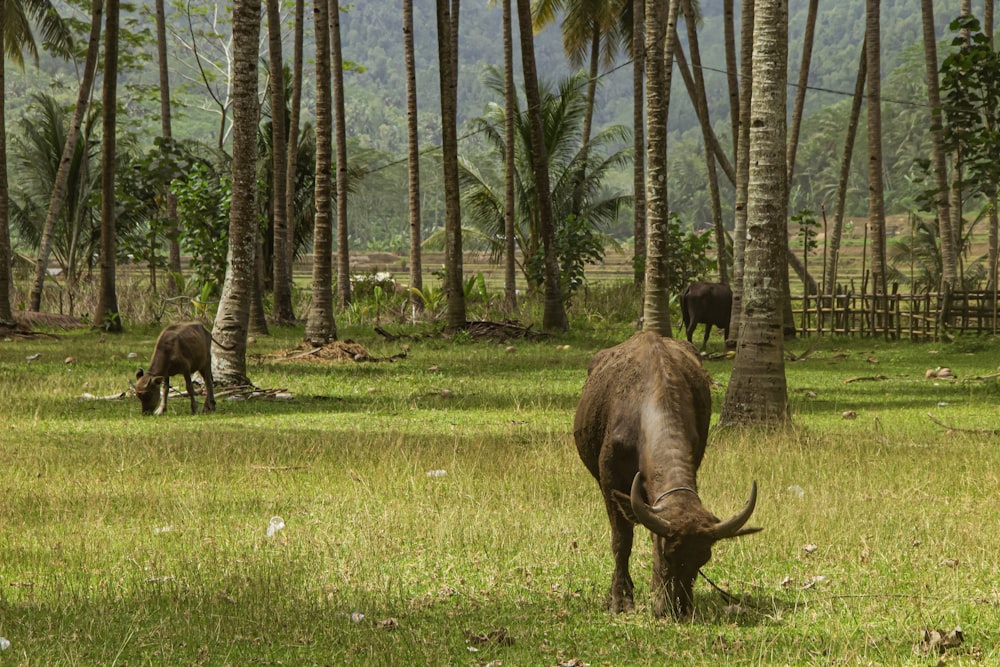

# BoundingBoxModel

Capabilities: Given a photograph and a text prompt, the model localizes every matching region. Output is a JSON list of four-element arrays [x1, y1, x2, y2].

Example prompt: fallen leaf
[[842, 410, 857, 419], [916, 627, 963, 655], [466, 627, 514, 647]]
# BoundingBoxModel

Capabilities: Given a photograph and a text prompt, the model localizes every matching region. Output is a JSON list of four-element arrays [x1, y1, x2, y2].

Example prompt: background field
[[1, 316, 999, 665]]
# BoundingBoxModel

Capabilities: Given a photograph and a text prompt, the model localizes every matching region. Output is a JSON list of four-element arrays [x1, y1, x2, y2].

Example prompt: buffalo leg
[[700, 324, 713, 351], [604, 496, 635, 613], [685, 319, 697, 344], [183, 373, 198, 414], [156, 379, 168, 416], [201, 367, 216, 413]]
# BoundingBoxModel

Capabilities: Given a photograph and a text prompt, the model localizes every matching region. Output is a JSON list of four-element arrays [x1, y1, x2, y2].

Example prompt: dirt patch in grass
[[266, 339, 377, 363]]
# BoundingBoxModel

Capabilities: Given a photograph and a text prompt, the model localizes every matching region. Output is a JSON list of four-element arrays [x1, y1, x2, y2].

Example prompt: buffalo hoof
[[608, 590, 635, 613]]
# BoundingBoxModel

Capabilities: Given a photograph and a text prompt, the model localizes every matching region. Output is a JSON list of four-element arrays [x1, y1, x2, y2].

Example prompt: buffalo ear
[[612, 489, 639, 523], [136, 367, 145, 380]]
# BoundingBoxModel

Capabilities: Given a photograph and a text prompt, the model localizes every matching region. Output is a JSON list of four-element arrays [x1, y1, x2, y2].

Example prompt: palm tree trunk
[[403, 0, 424, 314], [786, 0, 817, 184], [283, 0, 304, 316], [268, 0, 294, 323], [0, 2, 14, 328], [986, 0, 998, 293], [728, 0, 753, 345], [723, 0, 739, 158], [96, 0, 122, 332], [720, 0, 789, 427], [672, 48, 736, 186], [29, 0, 102, 313], [865, 0, 889, 325], [155, 0, 182, 291], [330, 0, 351, 308], [516, 0, 567, 331], [921, 0, 956, 290], [678, 0, 727, 284], [212, 0, 261, 384], [823, 37, 866, 296], [502, 0, 518, 311], [632, 0, 646, 286], [641, 0, 680, 337], [305, 0, 337, 344], [437, 0, 466, 330]]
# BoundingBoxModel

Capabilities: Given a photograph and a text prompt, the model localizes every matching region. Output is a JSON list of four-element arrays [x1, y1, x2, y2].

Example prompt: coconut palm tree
[[211, 0, 260, 383], [0, 0, 73, 326], [267, 0, 294, 323], [330, 0, 350, 309], [402, 0, 424, 312], [719, 0, 789, 427], [458, 71, 631, 295]]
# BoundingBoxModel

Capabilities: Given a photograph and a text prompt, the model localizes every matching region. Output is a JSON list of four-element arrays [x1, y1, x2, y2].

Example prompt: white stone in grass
[[267, 516, 285, 538], [426, 469, 447, 478], [0, 637, 10, 651]]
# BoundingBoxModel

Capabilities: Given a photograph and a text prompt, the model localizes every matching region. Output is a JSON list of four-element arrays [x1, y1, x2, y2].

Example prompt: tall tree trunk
[[986, 0, 998, 293], [678, 0, 727, 284], [96, 0, 122, 332], [865, 0, 889, 321], [29, 0, 102, 312], [632, 0, 646, 286], [786, 0, 817, 185], [922, 0, 957, 290], [723, 0, 739, 158], [156, 0, 182, 292], [823, 38, 867, 296], [728, 0, 754, 345], [212, 0, 261, 384], [0, 0, 14, 328], [517, 0, 567, 331], [641, 0, 680, 336], [403, 0, 424, 315], [283, 0, 304, 317], [502, 0, 517, 311], [304, 0, 337, 344], [672, 49, 736, 186], [437, 0, 466, 330], [720, 0, 789, 427], [268, 0, 294, 323], [330, 0, 350, 308]]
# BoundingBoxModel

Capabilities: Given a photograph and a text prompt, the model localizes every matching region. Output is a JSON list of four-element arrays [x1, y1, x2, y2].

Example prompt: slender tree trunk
[[0, 0, 14, 328], [786, 0, 817, 185], [720, 0, 789, 427], [330, 0, 350, 308], [502, 0, 517, 311], [437, 0, 466, 330], [212, 0, 261, 383], [156, 0, 182, 291], [632, 0, 646, 286], [986, 0, 998, 292], [723, 0, 739, 158], [641, 0, 680, 336], [823, 37, 866, 296], [922, 0, 957, 290], [679, 0, 727, 284], [268, 0, 294, 323], [728, 0, 753, 345], [865, 0, 889, 321], [29, 0, 102, 312], [283, 0, 304, 317], [517, 0, 567, 331], [672, 49, 736, 186], [96, 0, 122, 332], [403, 0, 424, 315], [305, 0, 337, 344]]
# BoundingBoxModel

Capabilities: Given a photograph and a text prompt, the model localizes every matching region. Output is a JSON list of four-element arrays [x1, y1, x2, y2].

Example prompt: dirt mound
[[16, 311, 86, 329]]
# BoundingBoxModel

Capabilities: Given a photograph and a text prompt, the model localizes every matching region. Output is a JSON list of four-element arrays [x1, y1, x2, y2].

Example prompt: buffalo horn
[[629, 472, 674, 536], [708, 480, 760, 540]]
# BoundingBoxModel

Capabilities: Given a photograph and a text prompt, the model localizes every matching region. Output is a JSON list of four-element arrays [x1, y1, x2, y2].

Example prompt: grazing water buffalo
[[681, 281, 733, 350], [133, 322, 219, 415], [573, 331, 760, 618]]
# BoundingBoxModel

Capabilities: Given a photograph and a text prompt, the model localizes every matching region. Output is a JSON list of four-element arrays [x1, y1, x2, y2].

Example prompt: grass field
[[2, 308, 1000, 665]]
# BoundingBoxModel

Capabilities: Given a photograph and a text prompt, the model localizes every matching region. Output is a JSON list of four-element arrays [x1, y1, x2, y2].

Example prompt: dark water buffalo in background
[[573, 331, 760, 618], [133, 322, 219, 415], [681, 281, 733, 351]]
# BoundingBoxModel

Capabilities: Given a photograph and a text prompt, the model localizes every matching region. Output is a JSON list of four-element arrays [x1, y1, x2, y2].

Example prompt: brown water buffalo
[[573, 331, 760, 618], [681, 281, 733, 351], [133, 322, 218, 415]]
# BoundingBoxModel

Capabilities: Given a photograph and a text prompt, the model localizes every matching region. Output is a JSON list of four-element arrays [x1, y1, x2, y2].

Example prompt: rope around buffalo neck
[[652, 486, 699, 506]]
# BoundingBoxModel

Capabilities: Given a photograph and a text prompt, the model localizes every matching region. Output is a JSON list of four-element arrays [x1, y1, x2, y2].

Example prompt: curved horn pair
[[629, 473, 760, 540]]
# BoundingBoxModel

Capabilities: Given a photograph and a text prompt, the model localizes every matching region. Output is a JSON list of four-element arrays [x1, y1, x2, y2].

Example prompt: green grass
[[2, 317, 1000, 665]]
